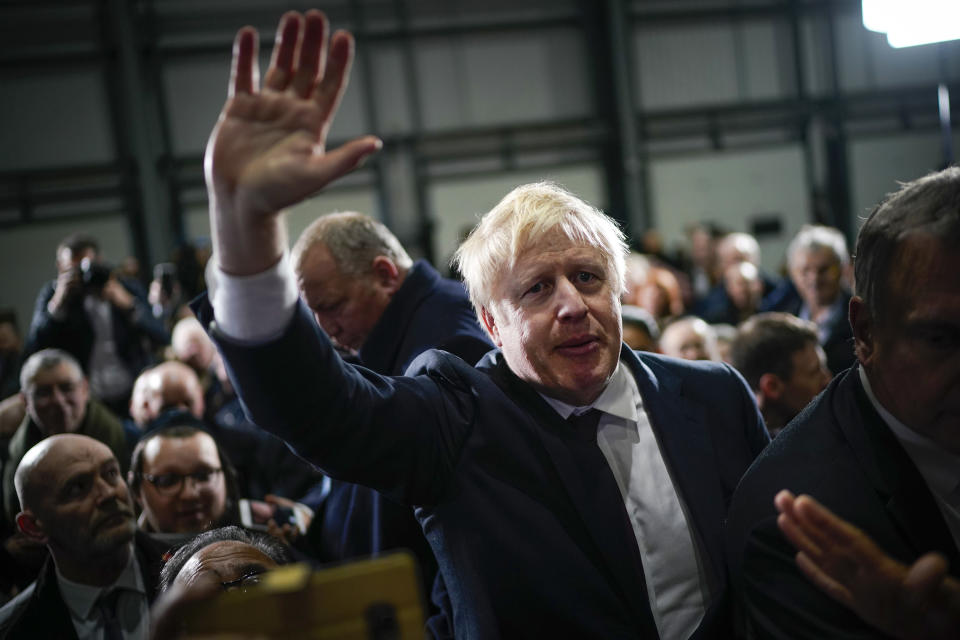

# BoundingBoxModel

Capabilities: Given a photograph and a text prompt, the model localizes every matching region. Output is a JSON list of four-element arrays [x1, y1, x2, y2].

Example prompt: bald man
[[129, 361, 206, 432], [0, 435, 167, 638]]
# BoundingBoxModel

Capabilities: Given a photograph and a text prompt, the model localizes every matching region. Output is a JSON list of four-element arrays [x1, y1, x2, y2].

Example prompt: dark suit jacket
[[203, 297, 767, 638], [305, 260, 491, 608], [0, 530, 167, 639], [359, 260, 492, 376], [725, 366, 960, 639]]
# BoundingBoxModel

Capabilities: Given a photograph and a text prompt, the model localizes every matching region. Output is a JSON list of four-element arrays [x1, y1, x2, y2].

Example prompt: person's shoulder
[[0, 580, 39, 633], [404, 347, 487, 382], [635, 350, 742, 389], [731, 373, 854, 510]]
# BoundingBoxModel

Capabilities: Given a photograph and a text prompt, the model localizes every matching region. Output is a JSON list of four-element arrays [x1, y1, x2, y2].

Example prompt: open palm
[[206, 11, 380, 244]]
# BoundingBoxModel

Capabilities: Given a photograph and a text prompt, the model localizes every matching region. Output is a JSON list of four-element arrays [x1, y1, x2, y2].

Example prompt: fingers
[[291, 11, 329, 97], [308, 135, 382, 186], [314, 30, 354, 128], [902, 552, 949, 611], [264, 494, 297, 508], [230, 27, 259, 97], [796, 550, 854, 607], [264, 12, 302, 92]]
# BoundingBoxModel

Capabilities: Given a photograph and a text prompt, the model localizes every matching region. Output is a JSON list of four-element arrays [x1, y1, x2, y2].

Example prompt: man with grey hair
[[3, 348, 127, 528], [291, 211, 490, 373], [726, 166, 960, 637], [786, 224, 855, 374], [0, 434, 165, 638], [193, 11, 767, 638]]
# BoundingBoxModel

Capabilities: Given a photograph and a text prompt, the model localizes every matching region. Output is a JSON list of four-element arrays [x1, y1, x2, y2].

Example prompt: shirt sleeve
[[205, 252, 300, 343]]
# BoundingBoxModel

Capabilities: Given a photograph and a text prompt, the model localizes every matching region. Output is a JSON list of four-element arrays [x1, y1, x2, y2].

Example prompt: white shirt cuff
[[205, 252, 300, 343]]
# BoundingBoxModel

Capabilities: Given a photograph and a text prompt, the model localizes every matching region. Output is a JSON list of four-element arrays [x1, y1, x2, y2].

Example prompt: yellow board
[[179, 552, 425, 639]]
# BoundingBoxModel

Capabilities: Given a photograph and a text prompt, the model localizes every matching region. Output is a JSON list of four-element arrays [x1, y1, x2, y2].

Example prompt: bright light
[[861, 0, 896, 33], [863, 0, 960, 48]]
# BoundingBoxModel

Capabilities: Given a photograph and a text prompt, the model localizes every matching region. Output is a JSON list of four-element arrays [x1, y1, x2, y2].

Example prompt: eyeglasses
[[141, 469, 222, 495], [221, 569, 265, 593]]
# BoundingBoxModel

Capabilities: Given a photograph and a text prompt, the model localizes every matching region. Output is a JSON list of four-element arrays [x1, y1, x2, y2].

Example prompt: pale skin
[[206, 10, 381, 278], [775, 490, 960, 640]]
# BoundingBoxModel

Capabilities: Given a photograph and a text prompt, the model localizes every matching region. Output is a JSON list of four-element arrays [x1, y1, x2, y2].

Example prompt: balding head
[[15, 434, 112, 512], [15, 434, 136, 584], [130, 361, 205, 428]]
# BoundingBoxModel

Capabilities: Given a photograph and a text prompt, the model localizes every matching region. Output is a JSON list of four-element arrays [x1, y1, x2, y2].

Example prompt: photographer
[[24, 233, 168, 417]]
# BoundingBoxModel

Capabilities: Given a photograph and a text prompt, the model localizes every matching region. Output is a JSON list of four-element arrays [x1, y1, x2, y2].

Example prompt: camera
[[79, 257, 112, 294]]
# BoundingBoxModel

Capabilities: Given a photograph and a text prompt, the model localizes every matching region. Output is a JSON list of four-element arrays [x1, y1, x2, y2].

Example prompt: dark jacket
[[725, 366, 960, 639], [201, 296, 768, 639], [24, 277, 168, 387], [0, 530, 167, 639]]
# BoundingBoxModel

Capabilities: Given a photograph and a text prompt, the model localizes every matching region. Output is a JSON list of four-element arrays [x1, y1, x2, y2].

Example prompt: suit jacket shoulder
[[360, 260, 491, 374]]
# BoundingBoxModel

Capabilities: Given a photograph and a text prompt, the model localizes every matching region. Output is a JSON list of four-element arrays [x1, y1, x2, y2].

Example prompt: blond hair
[[452, 181, 628, 317]]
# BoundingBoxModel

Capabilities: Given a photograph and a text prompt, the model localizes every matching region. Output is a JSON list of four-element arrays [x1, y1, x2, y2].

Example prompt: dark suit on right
[[725, 366, 960, 639]]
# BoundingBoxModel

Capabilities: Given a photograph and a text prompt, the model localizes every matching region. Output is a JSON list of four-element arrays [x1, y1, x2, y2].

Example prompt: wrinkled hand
[[206, 10, 381, 276], [775, 490, 960, 640]]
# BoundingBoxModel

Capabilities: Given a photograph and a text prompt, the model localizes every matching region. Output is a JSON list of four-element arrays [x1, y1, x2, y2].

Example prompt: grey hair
[[291, 212, 413, 278], [787, 225, 850, 270], [854, 166, 960, 323], [20, 348, 84, 392]]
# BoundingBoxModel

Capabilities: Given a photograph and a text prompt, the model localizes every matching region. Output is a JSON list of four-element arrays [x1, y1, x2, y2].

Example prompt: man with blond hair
[[194, 10, 768, 638]]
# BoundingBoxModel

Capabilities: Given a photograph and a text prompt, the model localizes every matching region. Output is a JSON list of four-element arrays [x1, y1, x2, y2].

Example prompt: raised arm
[[775, 490, 960, 640], [206, 10, 381, 277]]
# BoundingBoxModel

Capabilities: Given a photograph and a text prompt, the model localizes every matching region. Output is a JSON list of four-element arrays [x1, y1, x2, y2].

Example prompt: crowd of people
[[0, 8, 958, 640]]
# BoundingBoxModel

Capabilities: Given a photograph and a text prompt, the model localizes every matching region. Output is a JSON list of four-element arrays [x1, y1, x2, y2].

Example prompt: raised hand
[[775, 490, 960, 640], [206, 10, 381, 276]]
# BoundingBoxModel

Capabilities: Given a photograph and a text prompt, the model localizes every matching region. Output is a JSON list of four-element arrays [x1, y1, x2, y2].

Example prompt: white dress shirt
[[542, 364, 710, 640], [859, 367, 960, 548], [55, 548, 149, 640]]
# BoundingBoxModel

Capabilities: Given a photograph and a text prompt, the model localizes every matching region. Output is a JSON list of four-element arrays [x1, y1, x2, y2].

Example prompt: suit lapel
[[482, 352, 656, 632], [842, 372, 960, 572], [624, 349, 727, 588]]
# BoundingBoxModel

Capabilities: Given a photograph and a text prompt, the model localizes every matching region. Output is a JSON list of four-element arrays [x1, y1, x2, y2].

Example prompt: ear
[[16, 511, 48, 544], [758, 372, 784, 401], [479, 306, 502, 346], [370, 256, 402, 294], [849, 296, 873, 365]]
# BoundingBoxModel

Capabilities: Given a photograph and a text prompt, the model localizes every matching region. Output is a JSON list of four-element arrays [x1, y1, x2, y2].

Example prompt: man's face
[[724, 263, 763, 312], [173, 540, 280, 597], [297, 244, 393, 351], [25, 438, 136, 559], [779, 342, 831, 417], [854, 234, 960, 453], [482, 234, 622, 406], [24, 363, 89, 435], [790, 247, 842, 309], [661, 321, 714, 361], [137, 433, 227, 534]]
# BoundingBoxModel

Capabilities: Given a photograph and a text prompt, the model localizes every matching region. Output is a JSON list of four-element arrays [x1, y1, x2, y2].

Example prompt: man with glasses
[[128, 426, 238, 537], [0, 434, 167, 638]]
